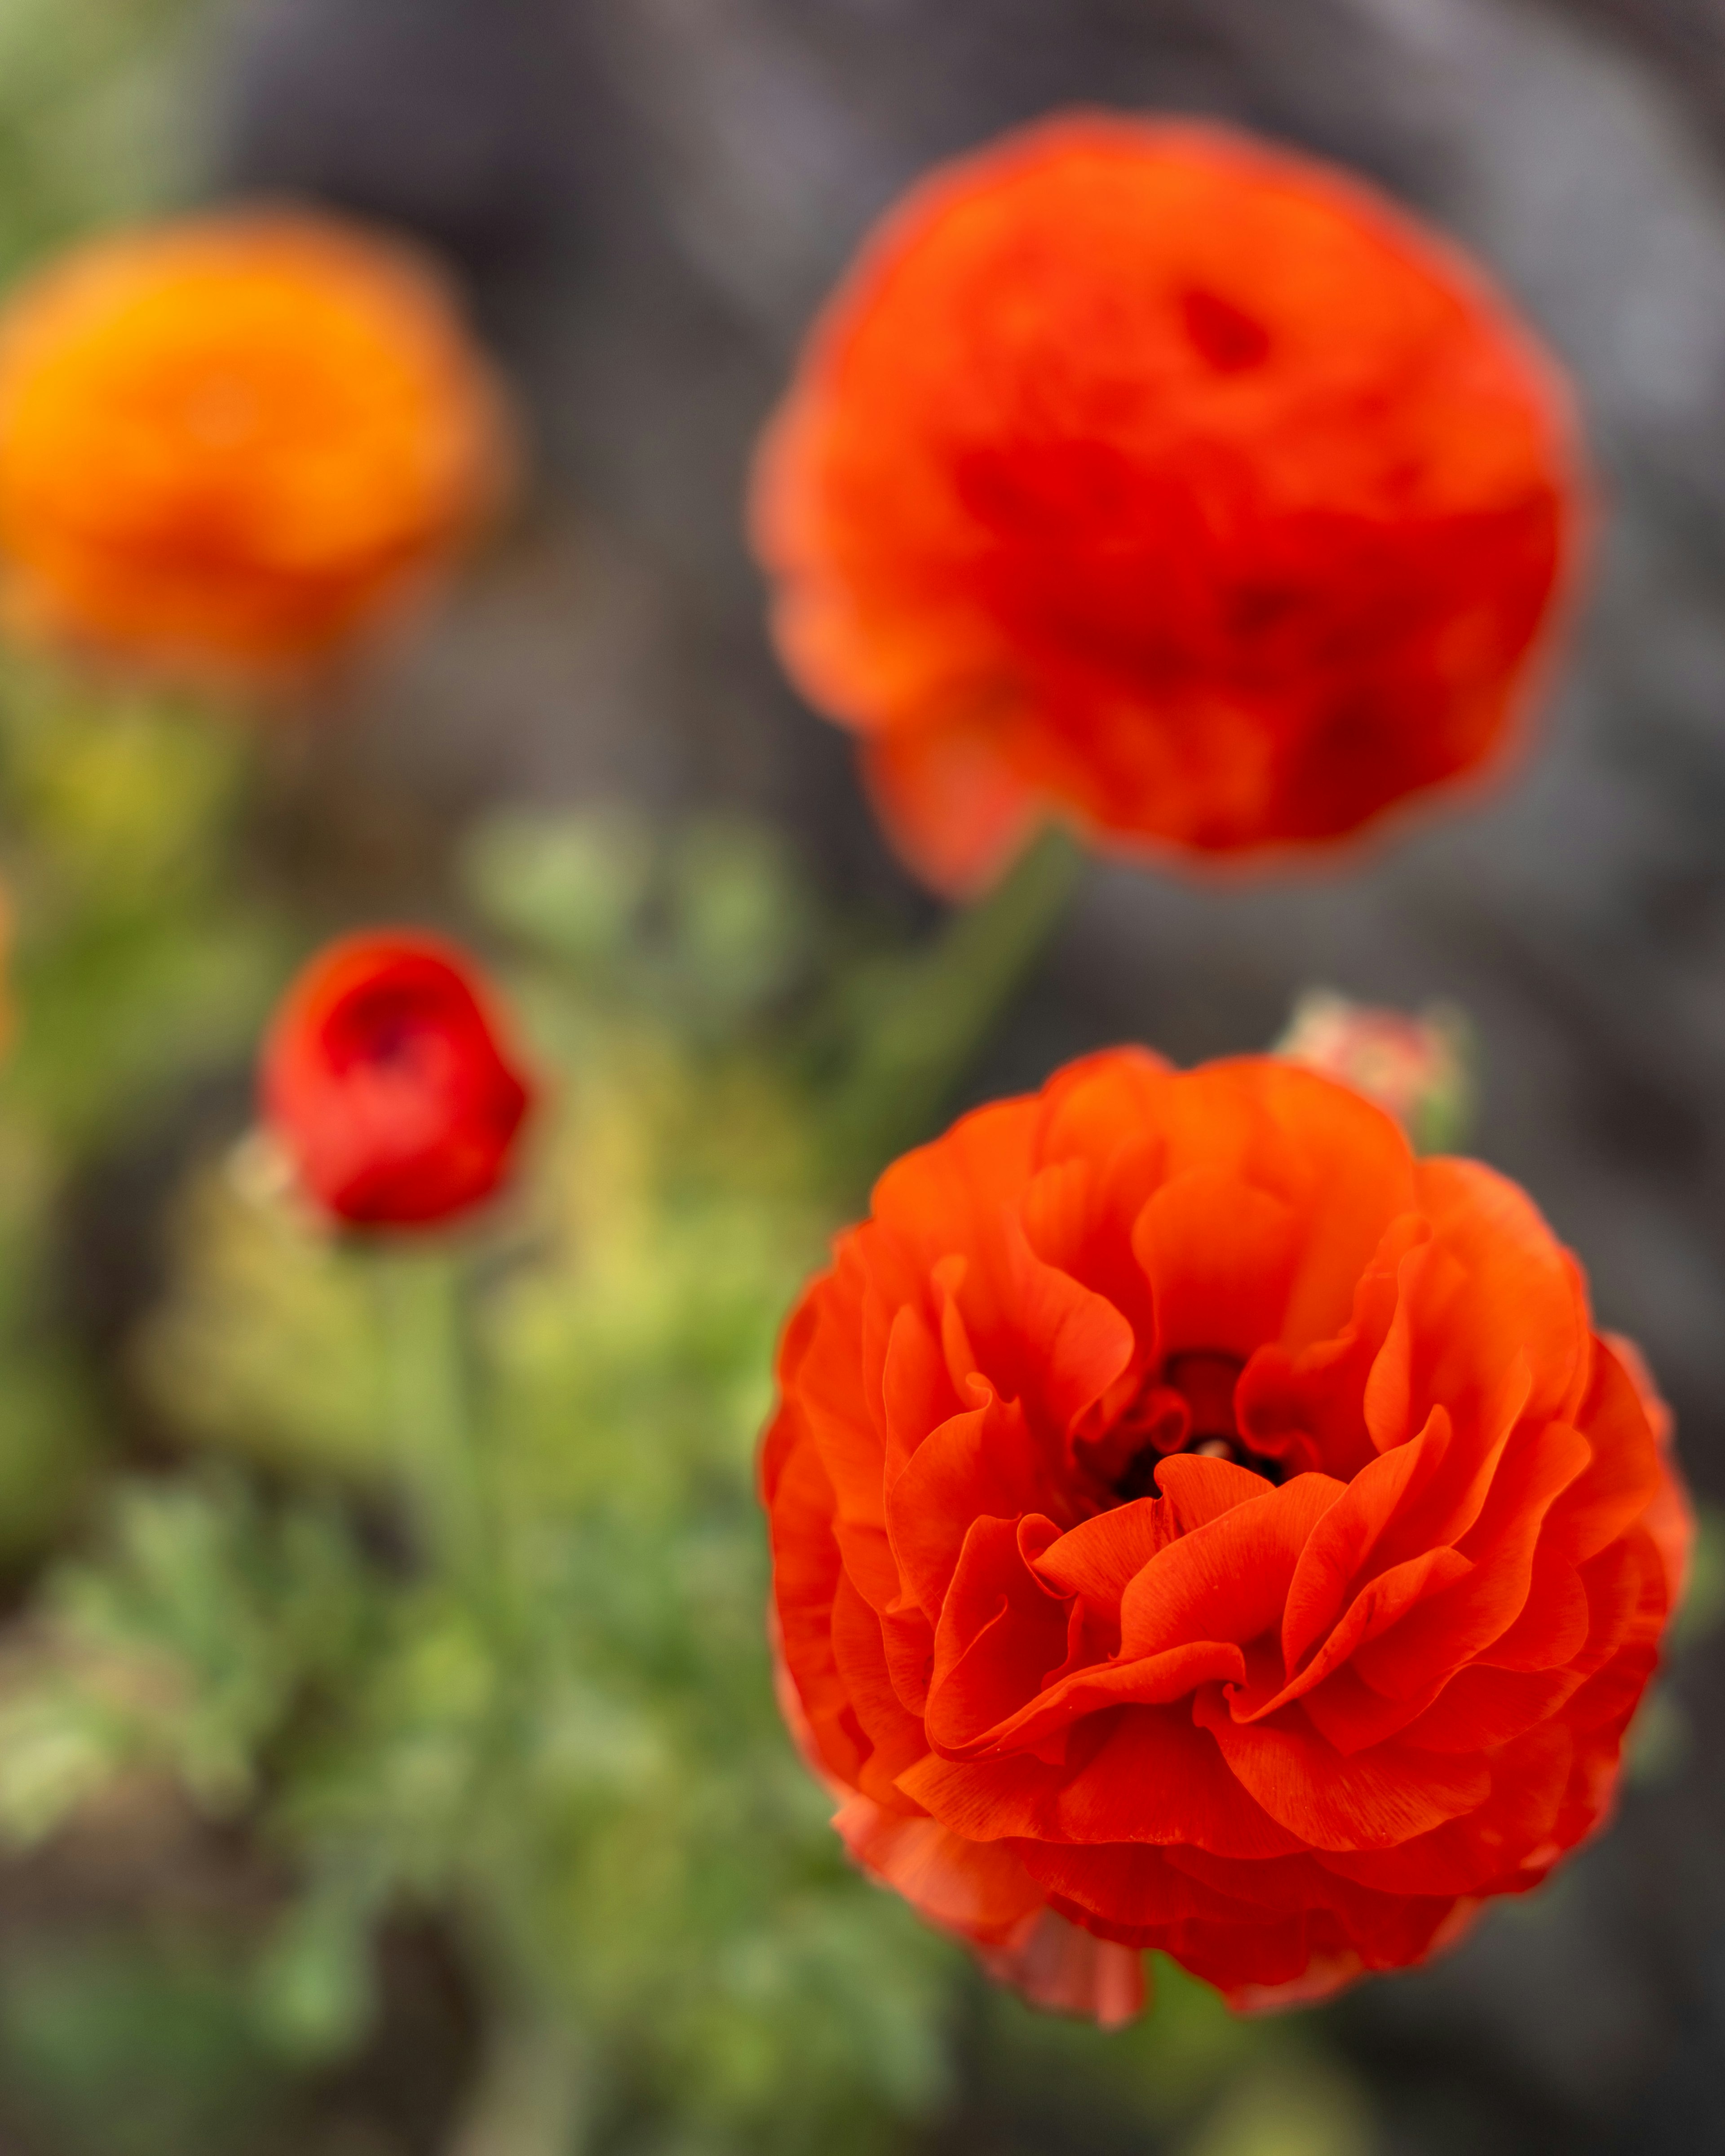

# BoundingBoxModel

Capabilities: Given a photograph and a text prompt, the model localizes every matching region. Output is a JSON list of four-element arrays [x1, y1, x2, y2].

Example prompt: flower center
[[1109, 1352, 1283, 1501]]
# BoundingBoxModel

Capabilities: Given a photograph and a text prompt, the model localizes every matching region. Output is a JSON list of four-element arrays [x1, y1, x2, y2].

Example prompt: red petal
[[766, 1407, 871, 1790], [834, 1795, 1045, 1944], [902, 1705, 1306, 1858], [1152, 1452, 1276, 1532], [1410, 1158, 1593, 1430], [1349, 1418, 1591, 1705], [998, 1211, 1137, 1436], [861, 721, 1046, 900], [1119, 1471, 1346, 1657], [831, 1568, 933, 1806], [886, 1384, 1050, 1617], [1133, 1168, 1301, 1359], [1478, 1546, 1590, 1673], [1542, 1335, 1663, 1567], [1315, 1719, 1573, 1894], [925, 1516, 1074, 1754], [1195, 1691, 1489, 1850], [1032, 1494, 1177, 1617], [1234, 1212, 1430, 1480], [1243, 1544, 1473, 1723], [1280, 1404, 1454, 1669], [978, 1907, 1147, 2028], [880, 1301, 960, 1482]]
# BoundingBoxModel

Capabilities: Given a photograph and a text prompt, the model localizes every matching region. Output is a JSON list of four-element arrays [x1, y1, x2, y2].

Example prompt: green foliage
[[136, 1163, 390, 1480], [0, 1931, 288, 2156], [118, 877, 958, 2150], [0, 659, 287, 1565], [0, 759, 1371, 2154], [0, 0, 218, 283], [0, 0, 287, 1557], [1176, 2053, 1376, 2156], [0, 627, 1397, 2156], [0, 659, 283, 1153], [0, 1473, 374, 1839], [462, 804, 819, 1039]]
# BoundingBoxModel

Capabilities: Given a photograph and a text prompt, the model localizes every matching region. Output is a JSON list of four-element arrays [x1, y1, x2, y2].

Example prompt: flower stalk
[[375, 1245, 586, 2156], [826, 820, 1084, 1176], [375, 1246, 498, 1613]]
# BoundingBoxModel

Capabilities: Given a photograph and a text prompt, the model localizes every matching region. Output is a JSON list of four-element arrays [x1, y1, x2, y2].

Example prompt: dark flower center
[[1110, 1352, 1283, 1501]]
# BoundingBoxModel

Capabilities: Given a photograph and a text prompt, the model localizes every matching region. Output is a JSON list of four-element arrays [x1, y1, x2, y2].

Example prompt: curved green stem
[[826, 823, 1085, 1180]]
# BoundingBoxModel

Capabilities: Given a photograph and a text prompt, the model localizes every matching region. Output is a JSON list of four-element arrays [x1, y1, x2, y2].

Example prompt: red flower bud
[[261, 932, 531, 1230], [1275, 990, 1473, 1153]]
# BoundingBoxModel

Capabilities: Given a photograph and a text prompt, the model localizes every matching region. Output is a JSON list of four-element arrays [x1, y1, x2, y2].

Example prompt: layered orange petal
[[763, 1051, 1685, 2021]]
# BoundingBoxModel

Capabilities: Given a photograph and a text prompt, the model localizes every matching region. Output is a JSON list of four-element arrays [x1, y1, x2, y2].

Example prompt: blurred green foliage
[[1, 661, 282, 1151], [0, 1931, 289, 2156], [0, 0, 217, 283], [0, 659, 285, 1561], [0, 762, 1383, 2155], [0, 810, 954, 2156]]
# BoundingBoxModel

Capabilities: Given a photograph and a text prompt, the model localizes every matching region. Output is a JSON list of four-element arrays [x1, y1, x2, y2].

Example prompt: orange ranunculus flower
[[752, 116, 1583, 895], [762, 1051, 1688, 2022], [0, 208, 513, 675]]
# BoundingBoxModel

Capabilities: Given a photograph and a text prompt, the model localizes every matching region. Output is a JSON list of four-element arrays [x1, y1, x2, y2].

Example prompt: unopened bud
[[1275, 990, 1474, 1154]]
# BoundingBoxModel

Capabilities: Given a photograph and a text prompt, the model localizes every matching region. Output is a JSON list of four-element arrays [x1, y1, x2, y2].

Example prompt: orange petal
[[834, 1796, 1045, 1945], [979, 1906, 1147, 2028], [1119, 1472, 1346, 1658], [1411, 1158, 1592, 1430], [886, 1385, 1051, 1617], [861, 722, 1045, 899], [1194, 1692, 1488, 1851], [1033, 1494, 1177, 1615], [1133, 1166, 1301, 1359], [1280, 1405, 1454, 1670]]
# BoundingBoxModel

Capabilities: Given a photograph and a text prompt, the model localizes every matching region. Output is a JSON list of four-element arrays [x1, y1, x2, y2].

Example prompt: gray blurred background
[[209, 2, 1725, 2147]]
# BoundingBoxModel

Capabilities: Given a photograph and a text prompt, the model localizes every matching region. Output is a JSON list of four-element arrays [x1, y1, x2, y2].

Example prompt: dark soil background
[[115, 0, 1725, 2147]]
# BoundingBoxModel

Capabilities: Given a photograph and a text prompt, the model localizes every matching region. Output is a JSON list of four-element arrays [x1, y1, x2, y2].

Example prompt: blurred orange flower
[[753, 115, 1583, 894], [0, 208, 513, 676]]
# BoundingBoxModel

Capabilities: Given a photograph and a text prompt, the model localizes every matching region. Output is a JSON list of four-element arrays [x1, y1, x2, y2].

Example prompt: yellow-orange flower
[[0, 208, 513, 674]]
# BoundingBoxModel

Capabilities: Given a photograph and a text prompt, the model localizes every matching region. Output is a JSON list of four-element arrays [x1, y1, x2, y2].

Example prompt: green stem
[[448, 1997, 588, 2156], [374, 1250, 588, 2156], [374, 1246, 503, 1630], [826, 823, 1085, 1179]]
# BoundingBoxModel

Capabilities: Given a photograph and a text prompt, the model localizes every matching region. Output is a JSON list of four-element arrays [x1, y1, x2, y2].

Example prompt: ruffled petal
[[1134, 1168, 1300, 1360], [762, 1047, 1685, 2021], [1411, 1158, 1593, 1430], [886, 1383, 1054, 1616], [1195, 1690, 1489, 1850], [1119, 1472, 1347, 1658], [834, 1795, 1045, 1945]]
